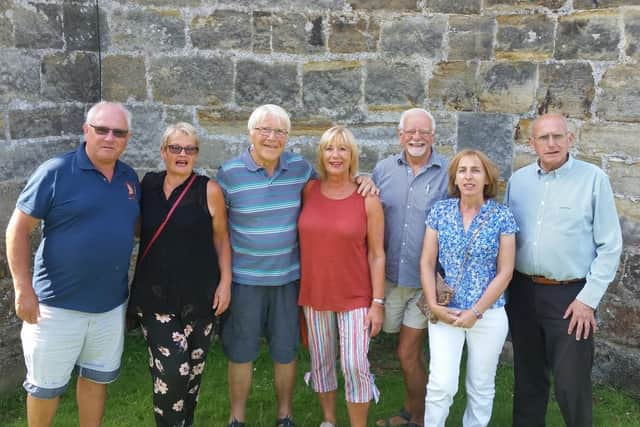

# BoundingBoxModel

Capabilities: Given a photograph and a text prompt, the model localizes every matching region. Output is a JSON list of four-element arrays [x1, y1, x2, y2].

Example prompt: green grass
[[1, 333, 639, 426]]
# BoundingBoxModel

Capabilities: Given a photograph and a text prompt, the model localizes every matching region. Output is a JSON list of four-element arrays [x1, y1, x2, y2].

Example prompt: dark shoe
[[276, 416, 296, 427], [376, 407, 411, 426], [228, 419, 246, 427]]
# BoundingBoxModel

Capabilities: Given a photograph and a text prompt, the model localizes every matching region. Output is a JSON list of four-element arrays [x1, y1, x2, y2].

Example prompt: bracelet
[[471, 306, 483, 319], [372, 298, 385, 306]]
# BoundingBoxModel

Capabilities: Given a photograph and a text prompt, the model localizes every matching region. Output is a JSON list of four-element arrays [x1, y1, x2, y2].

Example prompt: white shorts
[[382, 280, 428, 333], [21, 302, 126, 399]]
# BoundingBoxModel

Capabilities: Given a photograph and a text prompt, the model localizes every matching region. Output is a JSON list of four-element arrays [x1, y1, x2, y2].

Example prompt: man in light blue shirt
[[505, 113, 623, 427], [372, 108, 448, 427]]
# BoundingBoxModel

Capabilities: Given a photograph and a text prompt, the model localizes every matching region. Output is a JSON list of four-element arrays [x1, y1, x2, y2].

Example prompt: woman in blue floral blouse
[[419, 149, 517, 427]]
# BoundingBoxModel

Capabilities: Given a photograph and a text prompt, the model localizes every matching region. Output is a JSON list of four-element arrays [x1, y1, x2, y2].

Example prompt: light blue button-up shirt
[[372, 149, 449, 288], [505, 155, 623, 308]]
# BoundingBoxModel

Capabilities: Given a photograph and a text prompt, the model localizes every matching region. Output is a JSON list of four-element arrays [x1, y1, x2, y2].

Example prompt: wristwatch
[[471, 306, 483, 319], [372, 298, 385, 306]]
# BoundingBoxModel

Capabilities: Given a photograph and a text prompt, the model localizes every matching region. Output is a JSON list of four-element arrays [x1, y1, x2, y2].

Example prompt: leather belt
[[518, 272, 585, 286]]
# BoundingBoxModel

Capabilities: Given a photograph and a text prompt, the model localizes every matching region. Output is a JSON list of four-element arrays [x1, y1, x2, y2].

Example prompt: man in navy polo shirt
[[6, 101, 140, 427]]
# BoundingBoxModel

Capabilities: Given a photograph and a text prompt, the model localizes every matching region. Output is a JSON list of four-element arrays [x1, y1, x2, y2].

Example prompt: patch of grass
[[1, 333, 639, 426]]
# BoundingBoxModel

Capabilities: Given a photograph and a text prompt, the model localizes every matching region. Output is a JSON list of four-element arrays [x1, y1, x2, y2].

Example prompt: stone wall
[[1, 0, 639, 396]]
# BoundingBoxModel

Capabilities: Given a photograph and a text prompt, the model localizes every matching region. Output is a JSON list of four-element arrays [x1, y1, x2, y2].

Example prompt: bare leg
[[76, 376, 107, 427], [274, 360, 297, 419], [346, 402, 369, 427], [26, 395, 59, 427], [398, 325, 427, 424], [228, 361, 253, 423], [317, 390, 337, 424]]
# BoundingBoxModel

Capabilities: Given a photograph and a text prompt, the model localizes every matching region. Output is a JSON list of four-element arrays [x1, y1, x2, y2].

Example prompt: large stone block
[[0, 50, 40, 104], [448, 15, 494, 61], [102, 55, 147, 102], [10, 108, 62, 139], [236, 60, 298, 109], [150, 56, 233, 105], [13, 2, 62, 49], [617, 200, 640, 244], [380, 15, 447, 58], [579, 122, 640, 160], [42, 52, 100, 102], [555, 11, 620, 61], [457, 113, 515, 179], [607, 161, 640, 198], [496, 14, 554, 61], [365, 61, 424, 110], [328, 14, 378, 53], [0, 139, 79, 182], [0, 3, 14, 47], [597, 65, 640, 122], [536, 63, 594, 119], [197, 107, 249, 136], [109, 8, 185, 51], [302, 61, 362, 118], [63, 2, 99, 51], [599, 297, 640, 347], [191, 10, 252, 50], [594, 339, 640, 398], [120, 104, 165, 170], [624, 11, 640, 60], [429, 61, 478, 112], [426, 0, 481, 14], [574, 0, 640, 8], [348, 0, 418, 10], [253, 12, 271, 54], [479, 62, 536, 113], [272, 13, 325, 54], [484, 0, 565, 9]]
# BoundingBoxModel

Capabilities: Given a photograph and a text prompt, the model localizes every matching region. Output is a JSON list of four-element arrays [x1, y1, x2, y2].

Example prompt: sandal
[[228, 419, 246, 427], [376, 407, 412, 427], [276, 416, 296, 427]]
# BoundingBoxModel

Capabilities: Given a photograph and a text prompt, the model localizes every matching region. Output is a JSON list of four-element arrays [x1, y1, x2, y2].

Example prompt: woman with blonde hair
[[298, 126, 385, 427]]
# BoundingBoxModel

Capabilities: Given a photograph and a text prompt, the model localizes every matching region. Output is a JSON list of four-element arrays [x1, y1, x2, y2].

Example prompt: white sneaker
[[319, 422, 336, 427]]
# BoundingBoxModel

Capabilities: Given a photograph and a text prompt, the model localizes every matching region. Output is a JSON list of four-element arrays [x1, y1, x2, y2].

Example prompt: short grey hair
[[86, 101, 132, 129], [398, 108, 436, 132], [161, 122, 200, 149], [247, 104, 291, 132]]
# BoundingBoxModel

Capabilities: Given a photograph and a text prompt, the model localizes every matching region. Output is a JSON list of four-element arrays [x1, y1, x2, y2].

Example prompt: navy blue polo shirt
[[16, 143, 140, 313]]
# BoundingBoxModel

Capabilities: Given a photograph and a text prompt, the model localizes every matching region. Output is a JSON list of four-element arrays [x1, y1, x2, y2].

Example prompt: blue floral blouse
[[426, 198, 518, 310]]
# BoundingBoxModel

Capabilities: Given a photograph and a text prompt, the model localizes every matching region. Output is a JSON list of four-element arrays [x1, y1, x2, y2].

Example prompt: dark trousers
[[506, 272, 594, 427], [140, 312, 215, 427]]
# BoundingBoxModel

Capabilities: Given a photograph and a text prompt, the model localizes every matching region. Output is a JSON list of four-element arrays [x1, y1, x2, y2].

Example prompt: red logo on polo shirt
[[125, 182, 136, 200]]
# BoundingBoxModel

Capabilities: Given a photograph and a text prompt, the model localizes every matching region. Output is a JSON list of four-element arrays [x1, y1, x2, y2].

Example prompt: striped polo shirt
[[216, 149, 313, 286]]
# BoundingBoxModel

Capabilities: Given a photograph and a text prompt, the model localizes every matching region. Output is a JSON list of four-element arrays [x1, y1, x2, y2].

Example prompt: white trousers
[[424, 307, 508, 427]]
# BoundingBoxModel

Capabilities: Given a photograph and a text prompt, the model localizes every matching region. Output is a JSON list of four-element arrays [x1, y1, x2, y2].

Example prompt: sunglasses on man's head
[[89, 124, 129, 138]]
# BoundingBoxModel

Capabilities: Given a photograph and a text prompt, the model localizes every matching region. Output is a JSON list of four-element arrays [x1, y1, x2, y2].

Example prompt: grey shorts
[[222, 281, 300, 364], [382, 280, 428, 333]]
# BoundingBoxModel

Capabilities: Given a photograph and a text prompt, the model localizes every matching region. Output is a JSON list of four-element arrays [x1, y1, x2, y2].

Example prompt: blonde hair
[[161, 122, 200, 150], [447, 149, 499, 199], [316, 126, 359, 180]]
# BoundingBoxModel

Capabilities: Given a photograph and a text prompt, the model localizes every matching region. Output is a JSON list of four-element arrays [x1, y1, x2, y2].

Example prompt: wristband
[[471, 306, 483, 319], [372, 298, 385, 306]]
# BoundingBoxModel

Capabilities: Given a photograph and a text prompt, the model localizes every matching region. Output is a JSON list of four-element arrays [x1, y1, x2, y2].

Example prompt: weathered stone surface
[[617, 200, 640, 244], [607, 161, 640, 198], [574, 0, 640, 8], [479, 62, 536, 113], [597, 65, 640, 122], [253, 12, 272, 53], [496, 14, 554, 60], [512, 149, 538, 170], [63, 3, 98, 51], [624, 11, 640, 60], [484, 0, 565, 9], [432, 112, 457, 147], [594, 339, 640, 397], [272, 13, 325, 54], [457, 113, 515, 178], [365, 61, 424, 110], [329, 14, 378, 53], [428, 61, 478, 112], [0, 139, 79, 182], [42, 52, 100, 102], [109, 8, 185, 51], [150, 56, 233, 105], [217, 0, 344, 9], [514, 118, 533, 146], [10, 108, 62, 139], [120, 104, 165, 169], [236, 61, 298, 109], [579, 122, 640, 160], [380, 15, 447, 58], [0, 4, 13, 47], [303, 61, 362, 117], [0, 50, 40, 104], [599, 297, 640, 347], [114, 0, 202, 6], [197, 107, 250, 136], [13, 3, 62, 49], [102, 55, 147, 102], [426, 0, 481, 14], [196, 137, 228, 171], [191, 10, 251, 50], [448, 15, 494, 61], [164, 106, 194, 125], [348, 0, 417, 10], [536, 63, 594, 119], [60, 105, 86, 136], [555, 11, 620, 60]]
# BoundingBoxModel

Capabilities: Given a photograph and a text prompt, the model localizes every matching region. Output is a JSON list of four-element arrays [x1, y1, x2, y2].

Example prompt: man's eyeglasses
[[89, 124, 129, 138], [166, 144, 199, 155], [254, 127, 289, 138], [533, 133, 567, 144], [402, 128, 434, 137]]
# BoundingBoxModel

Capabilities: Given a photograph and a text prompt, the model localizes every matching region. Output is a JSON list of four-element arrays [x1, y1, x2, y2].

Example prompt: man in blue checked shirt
[[505, 113, 623, 427]]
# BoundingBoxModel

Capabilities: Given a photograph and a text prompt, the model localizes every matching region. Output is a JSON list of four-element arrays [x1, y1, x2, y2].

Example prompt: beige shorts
[[382, 280, 428, 333]]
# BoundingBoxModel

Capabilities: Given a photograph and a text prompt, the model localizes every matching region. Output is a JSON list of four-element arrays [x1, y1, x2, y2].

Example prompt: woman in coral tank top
[[298, 126, 385, 427]]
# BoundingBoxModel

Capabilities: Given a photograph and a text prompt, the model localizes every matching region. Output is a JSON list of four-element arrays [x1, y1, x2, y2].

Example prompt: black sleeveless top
[[130, 172, 220, 318]]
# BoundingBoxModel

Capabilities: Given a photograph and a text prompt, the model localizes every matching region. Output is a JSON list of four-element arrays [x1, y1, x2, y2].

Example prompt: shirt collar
[[536, 154, 574, 178], [396, 148, 446, 171], [240, 147, 288, 173]]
